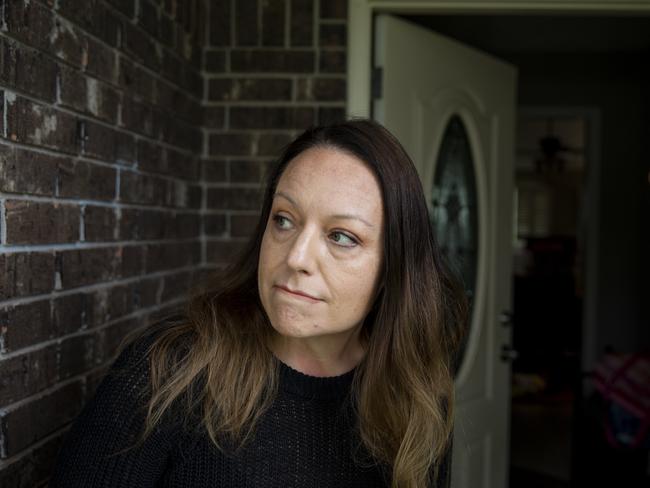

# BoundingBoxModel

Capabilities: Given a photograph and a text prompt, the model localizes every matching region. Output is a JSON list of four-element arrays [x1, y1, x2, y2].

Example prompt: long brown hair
[[127, 119, 467, 487]]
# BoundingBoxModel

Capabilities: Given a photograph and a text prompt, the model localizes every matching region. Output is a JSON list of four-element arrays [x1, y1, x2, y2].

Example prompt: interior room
[[399, 13, 650, 487]]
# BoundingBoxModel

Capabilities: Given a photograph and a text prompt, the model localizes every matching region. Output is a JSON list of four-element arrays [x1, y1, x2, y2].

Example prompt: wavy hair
[[126, 119, 467, 488]]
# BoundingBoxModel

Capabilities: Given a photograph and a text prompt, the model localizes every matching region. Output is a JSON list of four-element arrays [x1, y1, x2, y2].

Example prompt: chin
[[270, 319, 319, 339]]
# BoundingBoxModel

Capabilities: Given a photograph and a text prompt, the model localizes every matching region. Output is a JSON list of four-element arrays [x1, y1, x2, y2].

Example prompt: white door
[[374, 15, 517, 488]]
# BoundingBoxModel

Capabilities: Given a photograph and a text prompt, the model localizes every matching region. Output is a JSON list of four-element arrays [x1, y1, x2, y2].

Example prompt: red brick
[[120, 95, 155, 137], [145, 242, 199, 273], [231, 213, 260, 238], [0, 344, 58, 405], [205, 50, 226, 71], [231, 49, 315, 73], [160, 270, 192, 302], [120, 245, 146, 278], [160, 50, 185, 87], [209, 133, 255, 157], [85, 36, 118, 82], [57, 160, 116, 200], [230, 106, 314, 130], [59, 333, 97, 379], [117, 208, 141, 240], [166, 148, 201, 180], [0, 299, 52, 353], [131, 277, 161, 309], [83, 119, 121, 161], [96, 317, 141, 362], [182, 66, 203, 98], [297, 77, 346, 101], [0, 146, 60, 197], [319, 23, 347, 47], [53, 18, 89, 68], [0, 37, 57, 102], [56, 247, 121, 289], [84, 206, 117, 242], [203, 159, 227, 181], [58, 65, 88, 113], [119, 57, 157, 104], [187, 184, 202, 209], [262, 0, 285, 46], [119, 171, 168, 206], [89, 81, 121, 124], [230, 160, 264, 183], [52, 293, 90, 336], [138, 0, 160, 38], [204, 213, 227, 236], [60, 72, 118, 124], [209, 0, 231, 46], [203, 106, 225, 129], [5, 96, 78, 154], [318, 106, 346, 125], [106, 0, 136, 18], [0, 90, 4, 135], [258, 132, 293, 156], [206, 240, 246, 265], [57, 0, 121, 47], [235, 0, 259, 46], [208, 78, 292, 101], [0, 253, 55, 301], [291, 0, 314, 46], [0, 380, 84, 457], [319, 50, 346, 73], [5, 200, 80, 245], [156, 81, 199, 124], [320, 0, 348, 19], [106, 284, 132, 321], [123, 21, 161, 70], [207, 187, 263, 211], [4, 1, 55, 53], [136, 138, 165, 173], [160, 13, 176, 49], [0, 431, 64, 487], [158, 114, 202, 152], [175, 212, 201, 238]]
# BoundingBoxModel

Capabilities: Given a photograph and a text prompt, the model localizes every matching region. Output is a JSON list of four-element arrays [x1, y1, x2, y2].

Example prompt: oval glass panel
[[430, 115, 479, 370]]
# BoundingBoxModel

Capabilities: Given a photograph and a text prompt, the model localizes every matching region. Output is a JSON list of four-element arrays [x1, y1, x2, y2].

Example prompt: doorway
[[354, 7, 650, 488]]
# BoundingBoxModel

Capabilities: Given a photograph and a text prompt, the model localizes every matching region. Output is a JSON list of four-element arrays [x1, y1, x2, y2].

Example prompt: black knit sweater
[[50, 335, 450, 487]]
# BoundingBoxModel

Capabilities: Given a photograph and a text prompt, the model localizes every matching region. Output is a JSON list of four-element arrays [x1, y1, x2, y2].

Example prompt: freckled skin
[[257, 147, 384, 375]]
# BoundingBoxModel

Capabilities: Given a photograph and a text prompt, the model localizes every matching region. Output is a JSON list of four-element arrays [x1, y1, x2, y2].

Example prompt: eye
[[330, 231, 358, 248], [271, 214, 293, 230]]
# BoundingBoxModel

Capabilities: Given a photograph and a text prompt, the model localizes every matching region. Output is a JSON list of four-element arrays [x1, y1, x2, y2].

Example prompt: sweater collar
[[274, 356, 356, 400]]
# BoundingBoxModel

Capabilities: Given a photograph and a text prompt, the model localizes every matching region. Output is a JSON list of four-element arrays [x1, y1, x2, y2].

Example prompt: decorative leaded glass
[[430, 115, 479, 368]]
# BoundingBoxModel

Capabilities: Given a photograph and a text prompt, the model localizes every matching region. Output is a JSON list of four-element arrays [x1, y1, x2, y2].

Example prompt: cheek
[[331, 257, 382, 311]]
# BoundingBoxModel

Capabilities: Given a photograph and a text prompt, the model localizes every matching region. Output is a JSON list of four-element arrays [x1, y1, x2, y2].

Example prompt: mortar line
[[0, 236, 202, 255], [0, 263, 204, 310], [0, 192, 204, 213]]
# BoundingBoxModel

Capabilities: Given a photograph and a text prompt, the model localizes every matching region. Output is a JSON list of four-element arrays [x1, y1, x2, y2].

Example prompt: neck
[[270, 328, 365, 377]]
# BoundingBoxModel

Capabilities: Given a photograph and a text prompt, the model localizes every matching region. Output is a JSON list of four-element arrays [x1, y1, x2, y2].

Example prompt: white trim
[[347, 0, 650, 117]]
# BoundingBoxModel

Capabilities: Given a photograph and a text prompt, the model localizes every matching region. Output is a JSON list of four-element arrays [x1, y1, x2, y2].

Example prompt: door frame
[[516, 106, 602, 392], [347, 0, 650, 118]]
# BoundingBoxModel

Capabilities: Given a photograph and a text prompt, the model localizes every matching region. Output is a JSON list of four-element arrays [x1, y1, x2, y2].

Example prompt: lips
[[275, 284, 321, 302]]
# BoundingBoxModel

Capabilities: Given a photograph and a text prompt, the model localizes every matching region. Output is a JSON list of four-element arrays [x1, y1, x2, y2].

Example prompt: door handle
[[499, 310, 513, 327], [500, 345, 518, 363]]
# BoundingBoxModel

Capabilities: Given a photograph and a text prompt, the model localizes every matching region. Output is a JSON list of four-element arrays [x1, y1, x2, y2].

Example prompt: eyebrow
[[274, 191, 376, 229]]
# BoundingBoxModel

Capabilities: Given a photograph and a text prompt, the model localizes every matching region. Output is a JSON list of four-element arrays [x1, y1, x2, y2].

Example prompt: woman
[[50, 119, 467, 487]]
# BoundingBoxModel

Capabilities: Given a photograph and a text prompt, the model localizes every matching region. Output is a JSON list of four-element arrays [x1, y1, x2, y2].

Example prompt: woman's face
[[258, 146, 384, 347]]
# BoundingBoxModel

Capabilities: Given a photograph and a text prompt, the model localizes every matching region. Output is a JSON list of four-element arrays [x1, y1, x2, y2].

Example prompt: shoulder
[[105, 314, 195, 400]]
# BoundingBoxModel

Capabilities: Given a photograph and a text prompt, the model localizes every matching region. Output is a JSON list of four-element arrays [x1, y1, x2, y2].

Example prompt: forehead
[[276, 146, 383, 213]]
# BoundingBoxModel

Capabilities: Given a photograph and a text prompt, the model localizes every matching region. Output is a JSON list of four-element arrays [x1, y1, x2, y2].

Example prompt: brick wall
[[203, 0, 347, 264], [0, 0, 207, 484], [0, 0, 348, 485]]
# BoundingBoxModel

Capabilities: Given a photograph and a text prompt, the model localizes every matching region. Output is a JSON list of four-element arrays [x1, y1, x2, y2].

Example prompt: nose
[[285, 225, 319, 274]]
